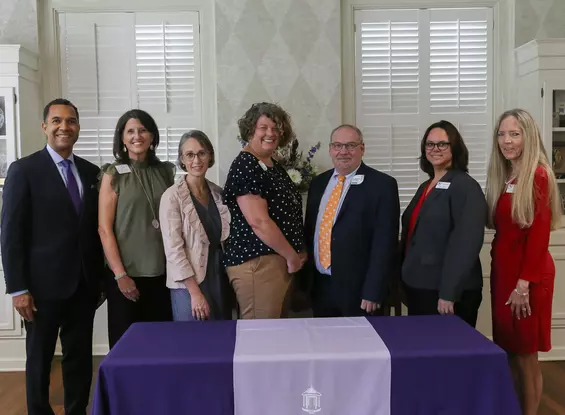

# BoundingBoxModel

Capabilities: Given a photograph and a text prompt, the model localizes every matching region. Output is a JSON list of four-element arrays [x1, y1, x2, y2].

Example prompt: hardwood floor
[[0, 357, 101, 415], [0, 358, 564, 414]]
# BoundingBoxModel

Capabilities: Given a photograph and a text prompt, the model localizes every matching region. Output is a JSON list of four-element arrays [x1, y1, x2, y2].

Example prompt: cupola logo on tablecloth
[[302, 386, 322, 414]]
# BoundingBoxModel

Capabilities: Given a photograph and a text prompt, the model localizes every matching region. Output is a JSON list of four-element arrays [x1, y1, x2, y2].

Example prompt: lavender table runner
[[233, 317, 391, 415]]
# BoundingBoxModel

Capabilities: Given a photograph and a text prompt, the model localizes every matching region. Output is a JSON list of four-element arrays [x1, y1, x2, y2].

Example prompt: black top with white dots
[[222, 151, 304, 267]]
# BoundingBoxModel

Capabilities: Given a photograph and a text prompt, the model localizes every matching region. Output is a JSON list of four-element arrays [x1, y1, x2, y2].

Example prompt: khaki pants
[[226, 254, 292, 319]]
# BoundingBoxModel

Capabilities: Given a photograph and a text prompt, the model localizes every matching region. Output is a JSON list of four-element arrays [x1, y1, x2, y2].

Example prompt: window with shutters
[[58, 11, 201, 167], [354, 8, 493, 210]]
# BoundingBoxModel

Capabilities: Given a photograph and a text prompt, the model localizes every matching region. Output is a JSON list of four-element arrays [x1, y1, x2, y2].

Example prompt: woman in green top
[[98, 109, 175, 348]]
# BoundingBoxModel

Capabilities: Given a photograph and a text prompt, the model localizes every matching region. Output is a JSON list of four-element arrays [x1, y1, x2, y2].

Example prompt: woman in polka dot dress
[[222, 102, 307, 319]]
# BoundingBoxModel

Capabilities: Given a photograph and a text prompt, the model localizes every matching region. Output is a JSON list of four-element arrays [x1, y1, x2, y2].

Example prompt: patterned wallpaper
[[0, 0, 37, 53], [515, 0, 565, 47], [3, 0, 565, 179], [214, 0, 341, 182]]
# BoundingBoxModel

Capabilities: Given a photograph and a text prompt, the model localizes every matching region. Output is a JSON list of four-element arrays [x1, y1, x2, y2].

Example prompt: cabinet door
[[544, 74, 565, 160], [0, 260, 23, 337]]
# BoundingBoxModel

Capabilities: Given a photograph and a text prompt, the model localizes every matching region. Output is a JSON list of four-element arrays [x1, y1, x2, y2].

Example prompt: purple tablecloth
[[92, 315, 520, 415]]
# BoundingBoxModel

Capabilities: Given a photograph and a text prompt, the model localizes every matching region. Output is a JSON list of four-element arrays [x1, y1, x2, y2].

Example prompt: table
[[92, 315, 520, 415]]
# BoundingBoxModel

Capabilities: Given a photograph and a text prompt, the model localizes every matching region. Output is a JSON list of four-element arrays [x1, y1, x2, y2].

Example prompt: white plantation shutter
[[429, 9, 492, 187], [58, 12, 201, 167], [59, 13, 134, 166], [355, 8, 492, 210], [135, 12, 201, 164]]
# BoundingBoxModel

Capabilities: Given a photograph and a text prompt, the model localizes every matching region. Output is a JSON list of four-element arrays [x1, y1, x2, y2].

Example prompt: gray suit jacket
[[400, 169, 487, 301]]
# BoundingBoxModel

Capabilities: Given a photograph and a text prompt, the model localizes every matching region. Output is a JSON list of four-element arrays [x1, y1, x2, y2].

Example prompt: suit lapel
[[311, 171, 331, 218], [74, 156, 91, 220], [334, 163, 368, 224], [412, 169, 457, 232], [402, 180, 429, 240]]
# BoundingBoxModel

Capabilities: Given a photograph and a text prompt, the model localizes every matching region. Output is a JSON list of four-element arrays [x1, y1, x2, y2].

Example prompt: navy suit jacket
[[1, 147, 104, 300], [304, 163, 400, 313]]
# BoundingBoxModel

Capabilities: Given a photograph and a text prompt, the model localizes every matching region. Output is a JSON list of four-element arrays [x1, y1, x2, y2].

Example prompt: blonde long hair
[[486, 109, 561, 230]]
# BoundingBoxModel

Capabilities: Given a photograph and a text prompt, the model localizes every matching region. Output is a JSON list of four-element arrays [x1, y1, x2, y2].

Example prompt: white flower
[[287, 168, 302, 184]]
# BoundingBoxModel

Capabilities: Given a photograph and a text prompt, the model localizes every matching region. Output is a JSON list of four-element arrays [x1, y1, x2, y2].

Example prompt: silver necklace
[[131, 165, 160, 229]]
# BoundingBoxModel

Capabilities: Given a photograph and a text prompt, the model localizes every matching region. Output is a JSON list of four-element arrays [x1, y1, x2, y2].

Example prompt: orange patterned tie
[[318, 175, 345, 269]]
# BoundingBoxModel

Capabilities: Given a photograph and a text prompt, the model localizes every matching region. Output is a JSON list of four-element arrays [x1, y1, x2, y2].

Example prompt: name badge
[[436, 181, 450, 190], [115, 164, 131, 174], [506, 184, 515, 193], [351, 175, 364, 185]]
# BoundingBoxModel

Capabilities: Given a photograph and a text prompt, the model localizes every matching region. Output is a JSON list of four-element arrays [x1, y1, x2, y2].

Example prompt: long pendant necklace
[[132, 165, 160, 229]]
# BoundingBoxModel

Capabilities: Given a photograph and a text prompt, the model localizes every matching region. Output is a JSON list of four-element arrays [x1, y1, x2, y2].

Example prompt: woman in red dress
[[486, 109, 561, 415]]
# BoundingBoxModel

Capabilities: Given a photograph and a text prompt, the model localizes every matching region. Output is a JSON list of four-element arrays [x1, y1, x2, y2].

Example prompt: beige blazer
[[159, 178, 230, 289]]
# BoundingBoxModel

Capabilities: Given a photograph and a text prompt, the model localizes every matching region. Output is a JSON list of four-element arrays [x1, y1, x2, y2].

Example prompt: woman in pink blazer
[[159, 130, 232, 320]]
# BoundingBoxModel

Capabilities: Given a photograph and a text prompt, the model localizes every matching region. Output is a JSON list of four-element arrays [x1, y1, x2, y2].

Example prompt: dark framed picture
[[0, 88, 16, 181], [552, 146, 565, 175], [0, 96, 6, 136]]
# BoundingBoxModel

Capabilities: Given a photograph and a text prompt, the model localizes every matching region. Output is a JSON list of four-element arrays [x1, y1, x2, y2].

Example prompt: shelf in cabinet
[[557, 179, 565, 184], [554, 128, 565, 132]]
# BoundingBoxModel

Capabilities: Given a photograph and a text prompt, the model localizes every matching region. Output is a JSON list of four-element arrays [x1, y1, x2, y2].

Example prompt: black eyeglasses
[[184, 150, 209, 161], [330, 142, 362, 151], [425, 141, 450, 151]]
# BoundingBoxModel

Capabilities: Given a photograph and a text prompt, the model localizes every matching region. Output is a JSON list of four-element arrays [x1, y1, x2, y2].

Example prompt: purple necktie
[[60, 159, 82, 214]]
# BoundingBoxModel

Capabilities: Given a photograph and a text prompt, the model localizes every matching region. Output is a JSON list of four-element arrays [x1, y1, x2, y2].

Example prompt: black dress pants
[[312, 272, 385, 318], [24, 281, 96, 415], [404, 283, 482, 328], [105, 270, 172, 349]]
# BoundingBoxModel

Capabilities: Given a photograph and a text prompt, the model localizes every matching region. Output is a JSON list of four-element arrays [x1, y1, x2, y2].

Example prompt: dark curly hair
[[419, 120, 469, 178], [237, 102, 296, 148], [113, 109, 161, 165]]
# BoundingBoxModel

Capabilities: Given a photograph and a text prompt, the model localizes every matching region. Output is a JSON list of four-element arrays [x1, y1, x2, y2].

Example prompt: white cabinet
[[0, 45, 42, 340], [515, 39, 565, 174], [512, 38, 565, 360], [0, 260, 22, 337], [0, 45, 43, 161]]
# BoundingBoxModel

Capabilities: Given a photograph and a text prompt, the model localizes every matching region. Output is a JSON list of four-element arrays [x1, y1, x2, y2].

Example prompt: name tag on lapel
[[436, 181, 450, 190], [115, 164, 131, 174], [351, 175, 364, 185], [506, 184, 515, 193]]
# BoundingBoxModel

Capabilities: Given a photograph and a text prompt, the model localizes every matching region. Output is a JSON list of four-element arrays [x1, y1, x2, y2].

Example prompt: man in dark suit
[[1, 98, 104, 415], [304, 124, 400, 317]]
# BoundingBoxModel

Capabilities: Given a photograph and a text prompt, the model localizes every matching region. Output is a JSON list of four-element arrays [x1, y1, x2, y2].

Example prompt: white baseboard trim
[[0, 358, 26, 371], [54, 344, 109, 357], [479, 336, 565, 361], [93, 344, 109, 356], [0, 345, 108, 372], [540, 347, 565, 361]]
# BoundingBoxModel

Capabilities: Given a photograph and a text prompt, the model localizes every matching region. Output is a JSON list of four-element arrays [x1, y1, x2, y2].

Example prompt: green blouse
[[100, 159, 175, 277]]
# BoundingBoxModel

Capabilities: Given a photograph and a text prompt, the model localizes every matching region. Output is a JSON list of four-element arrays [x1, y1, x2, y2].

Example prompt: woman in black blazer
[[400, 120, 487, 327]]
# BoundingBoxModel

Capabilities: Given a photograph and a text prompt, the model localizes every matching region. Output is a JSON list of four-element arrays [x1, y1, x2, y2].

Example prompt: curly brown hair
[[238, 102, 296, 148]]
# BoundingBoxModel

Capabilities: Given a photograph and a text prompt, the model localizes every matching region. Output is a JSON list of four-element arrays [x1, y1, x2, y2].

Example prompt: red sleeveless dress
[[490, 167, 555, 354]]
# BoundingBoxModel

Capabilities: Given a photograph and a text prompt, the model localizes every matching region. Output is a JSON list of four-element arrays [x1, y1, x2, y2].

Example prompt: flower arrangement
[[274, 139, 321, 193], [238, 136, 322, 193]]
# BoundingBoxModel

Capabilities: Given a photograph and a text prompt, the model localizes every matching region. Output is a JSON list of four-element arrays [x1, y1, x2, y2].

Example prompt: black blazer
[[400, 169, 487, 302], [1, 147, 104, 300], [304, 163, 400, 312]]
